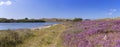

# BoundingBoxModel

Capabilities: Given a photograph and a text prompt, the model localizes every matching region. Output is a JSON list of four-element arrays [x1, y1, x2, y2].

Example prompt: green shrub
[[73, 18, 82, 22]]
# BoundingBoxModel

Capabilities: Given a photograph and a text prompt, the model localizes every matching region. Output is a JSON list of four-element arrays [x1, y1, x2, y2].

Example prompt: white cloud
[[6, 1, 12, 5], [107, 9, 117, 16], [0, 1, 4, 6], [0, 0, 12, 6]]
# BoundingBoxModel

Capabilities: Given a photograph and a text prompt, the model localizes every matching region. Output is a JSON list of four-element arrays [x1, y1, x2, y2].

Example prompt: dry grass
[[0, 24, 66, 47], [16, 24, 66, 47]]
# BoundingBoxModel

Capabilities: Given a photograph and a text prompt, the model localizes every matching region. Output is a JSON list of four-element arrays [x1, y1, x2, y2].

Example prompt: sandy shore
[[31, 24, 58, 30]]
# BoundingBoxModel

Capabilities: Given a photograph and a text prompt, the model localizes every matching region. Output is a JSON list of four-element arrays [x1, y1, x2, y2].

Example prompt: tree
[[73, 18, 82, 22], [25, 18, 29, 20]]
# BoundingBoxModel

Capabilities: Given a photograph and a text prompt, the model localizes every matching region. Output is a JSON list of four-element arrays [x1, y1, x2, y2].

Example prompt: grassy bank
[[0, 24, 66, 47]]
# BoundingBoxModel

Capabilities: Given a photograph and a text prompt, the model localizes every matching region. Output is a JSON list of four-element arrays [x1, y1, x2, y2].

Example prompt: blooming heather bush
[[62, 19, 120, 47]]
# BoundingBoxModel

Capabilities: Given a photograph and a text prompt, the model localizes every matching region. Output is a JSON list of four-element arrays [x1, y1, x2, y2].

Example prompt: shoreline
[[0, 24, 58, 31], [30, 24, 58, 30], [0, 22, 60, 31]]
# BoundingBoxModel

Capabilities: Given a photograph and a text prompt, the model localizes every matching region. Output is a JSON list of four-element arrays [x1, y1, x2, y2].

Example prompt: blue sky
[[0, 0, 120, 19]]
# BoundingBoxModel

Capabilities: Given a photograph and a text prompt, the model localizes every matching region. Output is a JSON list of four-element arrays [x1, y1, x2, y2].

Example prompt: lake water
[[0, 22, 59, 30]]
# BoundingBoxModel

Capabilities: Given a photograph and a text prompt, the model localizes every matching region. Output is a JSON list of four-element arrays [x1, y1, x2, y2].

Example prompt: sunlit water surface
[[0, 22, 59, 30]]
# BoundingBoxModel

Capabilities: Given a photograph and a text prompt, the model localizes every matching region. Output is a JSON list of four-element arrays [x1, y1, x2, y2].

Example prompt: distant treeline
[[40, 18, 85, 22], [0, 18, 88, 23], [0, 18, 46, 23]]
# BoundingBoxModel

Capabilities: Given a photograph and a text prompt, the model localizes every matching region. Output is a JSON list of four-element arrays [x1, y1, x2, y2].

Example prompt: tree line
[[0, 18, 85, 23], [0, 18, 46, 23]]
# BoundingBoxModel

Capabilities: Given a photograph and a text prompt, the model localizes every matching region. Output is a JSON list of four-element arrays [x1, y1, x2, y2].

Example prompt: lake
[[0, 22, 59, 30]]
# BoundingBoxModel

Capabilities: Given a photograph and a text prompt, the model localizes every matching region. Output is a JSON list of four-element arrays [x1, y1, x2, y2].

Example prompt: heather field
[[1, 19, 120, 47], [62, 19, 120, 47]]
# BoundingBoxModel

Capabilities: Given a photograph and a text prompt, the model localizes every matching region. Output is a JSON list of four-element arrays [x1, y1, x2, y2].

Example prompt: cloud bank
[[0, 0, 12, 6]]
